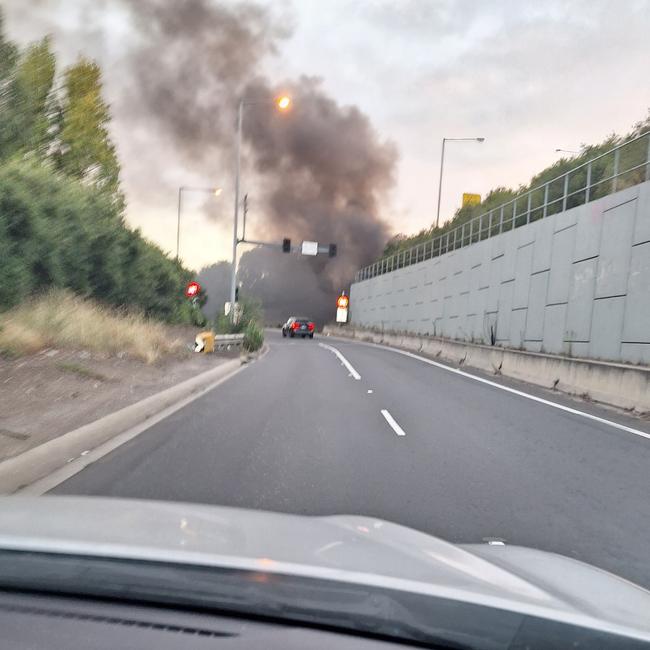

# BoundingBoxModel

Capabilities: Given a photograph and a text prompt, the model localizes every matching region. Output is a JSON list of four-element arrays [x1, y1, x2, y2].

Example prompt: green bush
[[243, 319, 264, 352], [0, 158, 195, 322]]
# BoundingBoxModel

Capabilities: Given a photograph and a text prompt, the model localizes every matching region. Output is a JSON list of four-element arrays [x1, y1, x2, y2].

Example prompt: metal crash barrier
[[194, 332, 245, 353]]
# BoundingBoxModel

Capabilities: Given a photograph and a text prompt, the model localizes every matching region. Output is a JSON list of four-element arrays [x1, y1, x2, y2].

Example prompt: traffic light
[[282, 238, 291, 253], [329, 243, 337, 257]]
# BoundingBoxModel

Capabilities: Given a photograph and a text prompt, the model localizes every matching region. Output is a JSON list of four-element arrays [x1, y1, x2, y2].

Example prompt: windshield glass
[[1, 1, 650, 648]]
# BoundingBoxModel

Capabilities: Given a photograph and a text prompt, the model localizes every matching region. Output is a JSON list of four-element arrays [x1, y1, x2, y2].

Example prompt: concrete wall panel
[[574, 203, 603, 262], [589, 296, 625, 360], [547, 225, 576, 304], [526, 272, 549, 341], [622, 242, 650, 343], [565, 258, 597, 342], [351, 180, 650, 364], [513, 244, 533, 309], [532, 217, 554, 273], [542, 303, 567, 354], [633, 183, 650, 245], [595, 198, 636, 298]]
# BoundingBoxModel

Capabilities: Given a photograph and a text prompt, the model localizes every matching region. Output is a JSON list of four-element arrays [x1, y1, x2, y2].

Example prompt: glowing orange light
[[276, 95, 291, 111]]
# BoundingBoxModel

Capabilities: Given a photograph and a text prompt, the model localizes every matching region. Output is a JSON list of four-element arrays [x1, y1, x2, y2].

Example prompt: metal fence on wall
[[355, 131, 650, 282]]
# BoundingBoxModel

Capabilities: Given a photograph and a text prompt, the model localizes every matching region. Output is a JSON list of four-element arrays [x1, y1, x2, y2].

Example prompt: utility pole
[[435, 137, 485, 229], [229, 98, 244, 323], [242, 193, 249, 242], [176, 187, 182, 261]]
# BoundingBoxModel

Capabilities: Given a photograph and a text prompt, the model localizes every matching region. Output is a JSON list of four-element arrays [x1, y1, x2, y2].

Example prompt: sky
[[4, 0, 650, 272]]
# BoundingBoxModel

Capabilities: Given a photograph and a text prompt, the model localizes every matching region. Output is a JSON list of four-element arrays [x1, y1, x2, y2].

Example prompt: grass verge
[[0, 290, 185, 363]]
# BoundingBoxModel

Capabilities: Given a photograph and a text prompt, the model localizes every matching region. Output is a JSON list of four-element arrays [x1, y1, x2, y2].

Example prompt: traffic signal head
[[185, 281, 201, 298], [329, 243, 337, 257], [282, 238, 291, 253]]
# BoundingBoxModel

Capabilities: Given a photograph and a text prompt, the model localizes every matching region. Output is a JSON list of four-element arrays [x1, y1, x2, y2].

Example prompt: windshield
[[1, 1, 650, 648]]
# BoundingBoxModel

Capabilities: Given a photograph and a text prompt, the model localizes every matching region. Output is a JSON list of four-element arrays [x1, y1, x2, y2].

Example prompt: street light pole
[[435, 138, 447, 230], [435, 136, 485, 229], [176, 187, 182, 261], [229, 98, 244, 323]]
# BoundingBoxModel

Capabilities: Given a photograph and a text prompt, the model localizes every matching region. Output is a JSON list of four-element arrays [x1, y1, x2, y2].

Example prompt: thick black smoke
[[118, 0, 396, 322], [11, 0, 397, 323]]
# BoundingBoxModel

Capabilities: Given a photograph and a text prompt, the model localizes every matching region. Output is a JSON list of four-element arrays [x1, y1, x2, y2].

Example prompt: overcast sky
[[5, 0, 650, 270]]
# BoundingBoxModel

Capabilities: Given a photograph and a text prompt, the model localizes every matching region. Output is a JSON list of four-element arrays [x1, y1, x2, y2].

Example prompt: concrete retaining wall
[[324, 326, 650, 414], [351, 181, 650, 365]]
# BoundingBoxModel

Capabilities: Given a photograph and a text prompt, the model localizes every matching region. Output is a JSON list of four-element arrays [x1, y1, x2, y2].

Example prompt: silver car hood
[[0, 496, 649, 643]]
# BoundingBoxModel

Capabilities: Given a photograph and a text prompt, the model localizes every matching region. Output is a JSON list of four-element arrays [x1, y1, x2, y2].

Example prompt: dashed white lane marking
[[381, 409, 406, 437], [367, 389, 373, 394], [318, 342, 361, 380], [340, 339, 650, 442]]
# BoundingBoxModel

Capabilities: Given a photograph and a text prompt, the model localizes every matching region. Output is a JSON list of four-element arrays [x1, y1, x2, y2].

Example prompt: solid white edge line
[[381, 409, 406, 437], [335, 338, 650, 442], [318, 342, 361, 380]]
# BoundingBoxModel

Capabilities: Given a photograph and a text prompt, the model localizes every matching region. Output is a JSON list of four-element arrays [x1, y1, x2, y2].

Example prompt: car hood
[[0, 496, 649, 643]]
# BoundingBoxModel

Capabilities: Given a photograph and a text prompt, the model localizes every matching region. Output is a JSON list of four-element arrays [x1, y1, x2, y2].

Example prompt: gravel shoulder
[[0, 327, 238, 462]]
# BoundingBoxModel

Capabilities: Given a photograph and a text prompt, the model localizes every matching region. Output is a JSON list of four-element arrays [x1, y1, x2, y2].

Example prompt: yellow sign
[[462, 193, 481, 207]]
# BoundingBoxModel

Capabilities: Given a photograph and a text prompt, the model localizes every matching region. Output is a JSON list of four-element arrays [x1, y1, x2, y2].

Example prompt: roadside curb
[[0, 357, 244, 495]]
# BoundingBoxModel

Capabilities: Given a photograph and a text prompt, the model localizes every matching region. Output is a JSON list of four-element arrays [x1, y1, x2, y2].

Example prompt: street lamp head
[[276, 95, 291, 111], [476, 137, 485, 143]]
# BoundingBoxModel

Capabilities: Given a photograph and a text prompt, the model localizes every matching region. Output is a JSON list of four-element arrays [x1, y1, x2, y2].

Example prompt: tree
[[56, 58, 123, 209], [0, 11, 18, 84], [0, 36, 56, 161]]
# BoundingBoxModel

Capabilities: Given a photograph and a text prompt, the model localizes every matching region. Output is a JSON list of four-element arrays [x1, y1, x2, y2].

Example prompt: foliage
[[0, 158, 193, 321], [54, 57, 123, 209], [381, 110, 650, 259], [242, 319, 264, 352], [0, 36, 56, 161], [0, 289, 186, 362], [213, 294, 265, 352], [0, 14, 197, 325]]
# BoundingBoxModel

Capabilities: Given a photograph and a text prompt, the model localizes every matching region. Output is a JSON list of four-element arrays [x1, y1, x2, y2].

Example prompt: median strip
[[318, 342, 361, 380], [381, 409, 406, 437]]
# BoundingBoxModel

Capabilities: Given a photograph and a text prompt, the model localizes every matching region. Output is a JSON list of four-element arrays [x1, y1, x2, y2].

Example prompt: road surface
[[54, 330, 650, 590]]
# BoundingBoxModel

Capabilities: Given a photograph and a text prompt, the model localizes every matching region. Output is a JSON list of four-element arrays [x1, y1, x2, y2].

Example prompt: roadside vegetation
[[0, 290, 185, 363], [213, 296, 265, 352], [382, 110, 650, 259], [0, 14, 202, 325]]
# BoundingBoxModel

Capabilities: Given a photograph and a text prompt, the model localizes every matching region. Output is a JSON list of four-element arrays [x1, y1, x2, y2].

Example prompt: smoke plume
[[10, 0, 398, 323]]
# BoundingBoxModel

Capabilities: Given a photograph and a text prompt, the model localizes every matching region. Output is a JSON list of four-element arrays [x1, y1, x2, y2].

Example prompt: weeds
[[0, 290, 184, 363]]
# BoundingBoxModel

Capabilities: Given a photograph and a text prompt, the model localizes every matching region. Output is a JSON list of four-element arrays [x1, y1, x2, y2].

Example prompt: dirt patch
[[0, 331, 239, 462]]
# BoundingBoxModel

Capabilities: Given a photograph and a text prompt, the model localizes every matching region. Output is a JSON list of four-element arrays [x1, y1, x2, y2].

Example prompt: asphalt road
[[54, 330, 650, 590]]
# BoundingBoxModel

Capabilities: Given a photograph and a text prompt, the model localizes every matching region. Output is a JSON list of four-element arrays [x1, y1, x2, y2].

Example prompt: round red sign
[[185, 281, 201, 298]]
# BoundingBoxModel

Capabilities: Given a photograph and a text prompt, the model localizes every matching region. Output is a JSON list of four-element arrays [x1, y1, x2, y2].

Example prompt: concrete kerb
[[0, 355, 248, 495], [323, 326, 650, 414]]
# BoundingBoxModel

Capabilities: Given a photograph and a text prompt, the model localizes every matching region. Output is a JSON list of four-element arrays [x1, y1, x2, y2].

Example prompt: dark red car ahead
[[281, 317, 315, 339]]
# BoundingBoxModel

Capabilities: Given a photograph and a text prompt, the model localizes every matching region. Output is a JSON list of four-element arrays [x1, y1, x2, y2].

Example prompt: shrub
[[243, 319, 264, 352]]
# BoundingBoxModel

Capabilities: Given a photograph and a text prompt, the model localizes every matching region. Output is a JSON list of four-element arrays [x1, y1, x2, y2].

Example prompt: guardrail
[[355, 131, 650, 282], [214, 333, 245, 350]]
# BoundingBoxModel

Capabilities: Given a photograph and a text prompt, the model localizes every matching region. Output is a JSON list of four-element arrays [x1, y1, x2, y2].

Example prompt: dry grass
[[0, 290, 185, 363]]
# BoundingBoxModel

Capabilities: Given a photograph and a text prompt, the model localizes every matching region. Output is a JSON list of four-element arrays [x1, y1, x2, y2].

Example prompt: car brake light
[[308, 323, 314, 330], [292, 322, 301, 329]]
